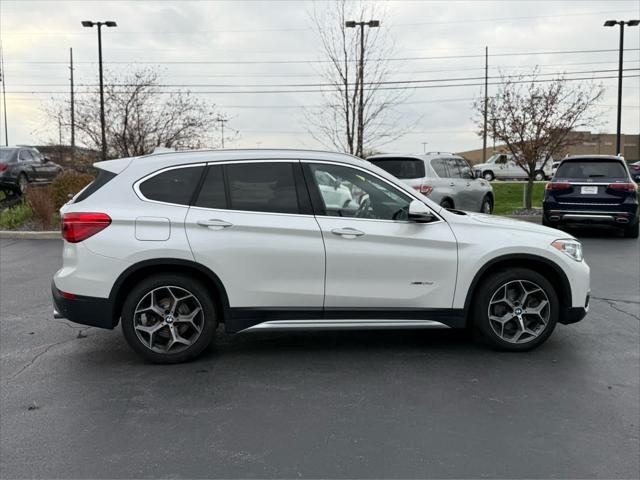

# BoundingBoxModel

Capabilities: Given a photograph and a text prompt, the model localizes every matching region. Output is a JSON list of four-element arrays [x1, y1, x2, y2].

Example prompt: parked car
[[52, 149, 590, 363], [367, 153, 494, 213], [543, 155, 638, 238], [474, 153, 553, 181], [628, 161, 640, 182], [551, 160, 561, 177], [0, 146, 63, 196]]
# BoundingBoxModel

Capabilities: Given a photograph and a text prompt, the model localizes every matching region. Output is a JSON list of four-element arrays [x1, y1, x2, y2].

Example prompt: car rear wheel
[[472, 268, 558, 351], [17, 173, 28, 196], [480, 195, 493, 214], [483, 171, 494, 181], [121, 273, 217, 363], [623, 220, 639, 238]]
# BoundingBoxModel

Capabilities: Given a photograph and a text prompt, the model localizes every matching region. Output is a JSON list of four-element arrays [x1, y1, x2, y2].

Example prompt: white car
[[52, 149, 590, 363], [475, 153, 553, 181]]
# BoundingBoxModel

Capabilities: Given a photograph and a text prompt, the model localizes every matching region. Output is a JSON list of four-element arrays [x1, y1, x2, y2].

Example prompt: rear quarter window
[[369, 158, 425, 179], [556, 161, 627, 179], [73, 170, 117, 204], [138, 165, 204, 205]]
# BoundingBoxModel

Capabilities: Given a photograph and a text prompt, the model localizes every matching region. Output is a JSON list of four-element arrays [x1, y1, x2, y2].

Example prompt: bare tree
[[306, 0, 409, 158], [474, 70, 604, 209], [44, 69, 233, 159]]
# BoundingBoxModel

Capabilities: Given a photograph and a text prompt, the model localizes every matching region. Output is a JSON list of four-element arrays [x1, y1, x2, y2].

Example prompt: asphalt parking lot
[[1, 232, 639, 479]]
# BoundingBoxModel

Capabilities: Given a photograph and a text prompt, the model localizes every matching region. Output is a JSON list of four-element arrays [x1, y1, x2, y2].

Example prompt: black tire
[[16, 173, 28, 196], [483, 171, 494, 181], [480, 195, 493, 214], [121, 273, 217, 364], [623, 220, 639, 238], [472, 268, 559, 352], [440, 199, 454, 209], [533, 170, 545, 181]]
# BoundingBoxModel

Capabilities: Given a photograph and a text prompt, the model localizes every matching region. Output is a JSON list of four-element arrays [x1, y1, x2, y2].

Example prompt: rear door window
[[194, 165, 226, 209], [556, 161, 627, 180], [444, 158, 462, 178], [431, 158, 450, 178], [368, 158, 425, 179], [139, 165, 204, 205], [225, 162, 301, 214]]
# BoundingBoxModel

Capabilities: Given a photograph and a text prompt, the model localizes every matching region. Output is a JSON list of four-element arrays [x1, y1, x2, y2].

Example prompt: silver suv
[[368, 153, 494, 213]]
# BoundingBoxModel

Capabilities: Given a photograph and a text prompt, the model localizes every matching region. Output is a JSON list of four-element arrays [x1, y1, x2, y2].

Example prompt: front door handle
[[449, 182, 455, 187], [331, 227, 365, 238], [197, 219, 233, 229]]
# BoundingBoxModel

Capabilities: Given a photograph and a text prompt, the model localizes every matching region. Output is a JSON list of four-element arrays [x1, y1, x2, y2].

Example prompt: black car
[[0, 146, 63, 196], [543, 155, 638, 238]]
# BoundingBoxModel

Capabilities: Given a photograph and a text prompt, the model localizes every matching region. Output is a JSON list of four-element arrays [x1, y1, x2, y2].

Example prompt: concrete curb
[[1, 214, 543, 240], [0, 230, 61, 239]]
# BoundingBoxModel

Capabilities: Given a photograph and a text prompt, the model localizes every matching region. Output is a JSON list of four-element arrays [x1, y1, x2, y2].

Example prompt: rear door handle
[[331, 227, 365, 238], [197, 219, 233, 229]]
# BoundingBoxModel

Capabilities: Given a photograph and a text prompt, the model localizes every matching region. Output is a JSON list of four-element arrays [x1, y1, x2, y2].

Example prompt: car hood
[[446, 210, 572, 238]]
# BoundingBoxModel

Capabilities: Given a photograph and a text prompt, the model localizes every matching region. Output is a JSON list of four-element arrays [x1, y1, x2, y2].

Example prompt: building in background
[[459, 131, 640, 164]]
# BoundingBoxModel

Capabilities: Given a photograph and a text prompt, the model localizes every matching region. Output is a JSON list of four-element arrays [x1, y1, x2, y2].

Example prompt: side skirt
[[226, 308, 466, 334]]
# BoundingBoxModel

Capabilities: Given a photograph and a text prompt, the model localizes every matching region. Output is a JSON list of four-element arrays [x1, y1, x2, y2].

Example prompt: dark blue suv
[[543, 155, 638, 238]]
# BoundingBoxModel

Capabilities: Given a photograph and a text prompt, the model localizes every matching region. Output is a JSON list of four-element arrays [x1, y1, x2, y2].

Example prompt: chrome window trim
[[134, 158, 443, 224]]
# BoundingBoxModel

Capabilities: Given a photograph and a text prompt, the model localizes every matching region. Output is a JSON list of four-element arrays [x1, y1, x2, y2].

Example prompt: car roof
[[562, 155, 624, 162], [367, 153, 461, 161]]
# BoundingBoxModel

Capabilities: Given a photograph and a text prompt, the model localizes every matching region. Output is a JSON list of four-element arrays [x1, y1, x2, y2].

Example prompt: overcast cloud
[[1, 0, 638, 154]]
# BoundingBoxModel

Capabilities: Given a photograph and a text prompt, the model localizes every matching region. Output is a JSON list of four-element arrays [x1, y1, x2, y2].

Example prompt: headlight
[[551, 239, 583, 262]]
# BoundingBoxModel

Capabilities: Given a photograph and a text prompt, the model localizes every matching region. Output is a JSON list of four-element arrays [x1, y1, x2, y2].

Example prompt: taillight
[[62, 212, 111, 243], [607, 182, 637, 192], [546, 182, 572, 190], [0, 162, 8, 172], [414, 185, 434, 195]]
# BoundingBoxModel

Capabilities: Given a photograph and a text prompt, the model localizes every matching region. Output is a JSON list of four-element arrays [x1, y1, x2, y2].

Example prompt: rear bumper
[[51, 281, 117, 329], [543, 205, 638, 225]]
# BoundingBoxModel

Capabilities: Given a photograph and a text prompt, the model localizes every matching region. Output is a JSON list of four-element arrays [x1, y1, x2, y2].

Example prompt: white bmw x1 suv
[[52, 149, 590, 363]]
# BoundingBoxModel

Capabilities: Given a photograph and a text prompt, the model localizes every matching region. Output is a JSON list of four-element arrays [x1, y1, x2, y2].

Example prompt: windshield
[[0, 149, 17, 161], [555, 160, 627, 180], [368, 158, 425, 179]]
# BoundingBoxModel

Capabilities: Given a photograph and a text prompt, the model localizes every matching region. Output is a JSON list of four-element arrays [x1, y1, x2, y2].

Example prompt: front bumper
[[559, 292, 589, 325], [51, 281, 117, 329]]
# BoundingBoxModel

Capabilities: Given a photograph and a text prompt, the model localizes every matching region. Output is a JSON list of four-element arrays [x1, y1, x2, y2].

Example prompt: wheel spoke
[[175, 307, 202, 333]]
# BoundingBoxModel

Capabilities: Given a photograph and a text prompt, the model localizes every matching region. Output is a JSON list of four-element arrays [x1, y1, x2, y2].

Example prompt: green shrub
[[51, 171, 94, 210], [0, 203, 33, 230]]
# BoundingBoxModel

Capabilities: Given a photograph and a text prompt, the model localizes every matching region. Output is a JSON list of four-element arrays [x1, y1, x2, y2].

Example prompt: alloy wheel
[[487, 280, 550, 344], [133, 286, 205, 354], [482, 199, 492, 214]]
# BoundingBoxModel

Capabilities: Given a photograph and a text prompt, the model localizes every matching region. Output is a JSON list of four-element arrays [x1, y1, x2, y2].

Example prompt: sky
[[1, 0, 639, 155]]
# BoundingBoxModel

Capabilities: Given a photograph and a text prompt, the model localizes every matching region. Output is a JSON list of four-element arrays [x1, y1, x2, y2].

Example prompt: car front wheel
[[483, 171, 494, 181], [472, 268, 558, 351], [121, 273, 217, 363], [534, 170, 545, 181], [480, 195, 493, 214]]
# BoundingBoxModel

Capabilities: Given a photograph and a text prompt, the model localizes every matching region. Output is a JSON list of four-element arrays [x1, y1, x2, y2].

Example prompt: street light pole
[[82, 20, 117, 161], [345, 19, 380, 158], [604, 19, 639, 155]]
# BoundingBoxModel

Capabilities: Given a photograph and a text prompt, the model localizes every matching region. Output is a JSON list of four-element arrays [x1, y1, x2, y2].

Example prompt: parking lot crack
[[5, 341, 67, 382], [592, 298, 640, 321]]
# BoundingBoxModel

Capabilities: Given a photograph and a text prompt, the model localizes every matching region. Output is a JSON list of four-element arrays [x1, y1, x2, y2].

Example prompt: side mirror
[[43, 156, 50, 163], [408, 200, 436, 223]]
